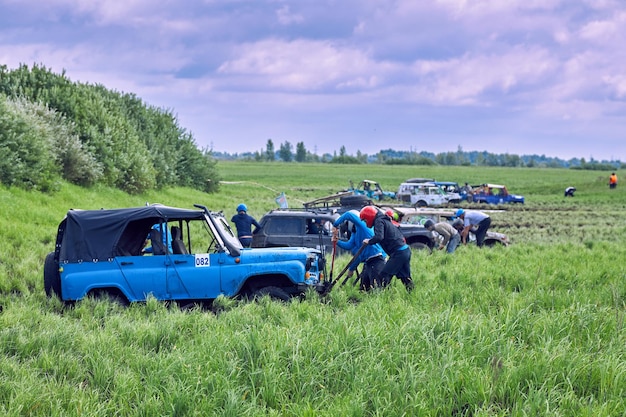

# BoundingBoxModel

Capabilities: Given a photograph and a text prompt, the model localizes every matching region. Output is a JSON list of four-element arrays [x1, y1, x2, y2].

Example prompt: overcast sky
[[1, 0, 625, 161]]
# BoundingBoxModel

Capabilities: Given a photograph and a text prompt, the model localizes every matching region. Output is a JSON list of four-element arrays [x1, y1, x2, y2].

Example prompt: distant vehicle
[[405, 178, 435, 184], [433, 181, 471, 201], [470, 184, 524, 204], [403, 178, 470, 202], [387, 207, 510, 247], [347, 180, 396, 200], [44, 204, 329, 305], [396, 182, 461, 207]]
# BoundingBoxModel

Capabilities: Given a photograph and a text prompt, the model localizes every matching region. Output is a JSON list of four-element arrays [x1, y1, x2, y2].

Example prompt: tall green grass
[[1, 162, 625, 416]]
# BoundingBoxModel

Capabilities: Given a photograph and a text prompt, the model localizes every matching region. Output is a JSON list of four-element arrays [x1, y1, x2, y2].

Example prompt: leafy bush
[[175, 139, 221, 193], [0, 64, 220, 194], [0, 97, 56, 190], [0, 96, 103, 190]]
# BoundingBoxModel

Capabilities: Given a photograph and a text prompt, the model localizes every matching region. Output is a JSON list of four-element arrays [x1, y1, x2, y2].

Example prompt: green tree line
[[0, 64, 219, 194], [216, 141, 623, 170]]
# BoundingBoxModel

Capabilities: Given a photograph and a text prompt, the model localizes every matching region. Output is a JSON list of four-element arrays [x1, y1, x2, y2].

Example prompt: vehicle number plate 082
[[194, 254, 210, 267]]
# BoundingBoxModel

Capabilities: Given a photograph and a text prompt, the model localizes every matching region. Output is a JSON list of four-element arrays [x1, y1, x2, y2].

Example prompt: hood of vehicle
[[445, 192, 461, 200], [486, 231, 510, 244], [239, 246, 320, 258]]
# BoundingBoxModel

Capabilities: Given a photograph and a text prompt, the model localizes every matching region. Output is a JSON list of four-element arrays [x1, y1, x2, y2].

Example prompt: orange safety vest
[[609, 174, 617, 185]]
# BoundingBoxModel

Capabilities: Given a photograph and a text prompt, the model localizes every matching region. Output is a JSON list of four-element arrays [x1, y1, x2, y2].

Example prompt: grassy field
[[1, 162, 625, 416]]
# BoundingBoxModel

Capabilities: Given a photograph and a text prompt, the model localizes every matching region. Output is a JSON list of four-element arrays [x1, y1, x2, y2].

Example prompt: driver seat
[[171, 226, 188, 255], [148, 228, 167, 255]]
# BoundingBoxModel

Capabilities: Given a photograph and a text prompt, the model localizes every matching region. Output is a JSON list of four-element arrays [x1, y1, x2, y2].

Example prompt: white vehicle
[[383, 207, 510, 247], [396, 182, 461, 207]]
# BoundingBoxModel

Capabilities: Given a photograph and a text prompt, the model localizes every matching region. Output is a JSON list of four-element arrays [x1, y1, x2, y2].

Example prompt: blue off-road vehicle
[[44, 204, 329, 305], [470, 184, 525, 205], [347, 180, 396, 201]]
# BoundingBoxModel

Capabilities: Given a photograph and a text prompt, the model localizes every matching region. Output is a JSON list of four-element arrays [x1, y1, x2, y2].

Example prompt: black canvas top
[[59, 205, 206, 262]]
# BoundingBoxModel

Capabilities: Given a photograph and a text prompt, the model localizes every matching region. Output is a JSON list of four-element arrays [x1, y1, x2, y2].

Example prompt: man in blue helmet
[[332, 210, 386, 291], [231, 203, 261, 248], [455, 208, 491, 247]]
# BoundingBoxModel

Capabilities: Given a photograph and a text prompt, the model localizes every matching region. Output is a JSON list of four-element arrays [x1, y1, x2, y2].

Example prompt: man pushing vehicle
[[455, 208, 491, 247], [332, 210, 386, 291], [359, 206, 414, 292]]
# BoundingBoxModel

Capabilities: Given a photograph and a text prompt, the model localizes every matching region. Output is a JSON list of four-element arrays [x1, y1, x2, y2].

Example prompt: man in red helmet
[[385, 209, 400, 226], [360, 206, 414, 292]]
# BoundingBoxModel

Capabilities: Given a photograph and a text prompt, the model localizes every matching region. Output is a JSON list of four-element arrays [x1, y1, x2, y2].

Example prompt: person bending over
[[360, 206, 414, 292]]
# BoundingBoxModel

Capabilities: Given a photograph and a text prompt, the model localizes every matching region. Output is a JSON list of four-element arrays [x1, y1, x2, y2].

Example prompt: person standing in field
[[609, 172, 618, 189], [332, 210, 386, 291], [360, 206, 414, 292], [424, 219, 461, 254], [456, 208, 491, 247], [231, 203, 261, 248]]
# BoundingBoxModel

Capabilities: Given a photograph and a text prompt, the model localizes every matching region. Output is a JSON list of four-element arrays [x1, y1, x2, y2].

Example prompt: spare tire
[[340, 195, 370, 207], [43, 252, 61, 298]]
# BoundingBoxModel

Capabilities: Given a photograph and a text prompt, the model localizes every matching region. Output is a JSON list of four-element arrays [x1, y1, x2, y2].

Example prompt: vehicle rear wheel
[[409, 242, 432, 253], [415, 200, 427, 208], [44, 252, 62, 298], [251, 286, 291, 302]]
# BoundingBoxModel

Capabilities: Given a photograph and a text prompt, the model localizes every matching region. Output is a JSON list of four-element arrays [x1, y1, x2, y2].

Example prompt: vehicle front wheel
[[250, 286, 291, 302], [44, 252, 62, 298]]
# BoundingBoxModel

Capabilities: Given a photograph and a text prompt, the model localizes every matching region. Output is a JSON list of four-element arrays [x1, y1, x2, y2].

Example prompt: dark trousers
[[238, 237, 252, 248], [380, 247, 412, 289], [360, 255, 385, 290], [475, 217, 491, 247]]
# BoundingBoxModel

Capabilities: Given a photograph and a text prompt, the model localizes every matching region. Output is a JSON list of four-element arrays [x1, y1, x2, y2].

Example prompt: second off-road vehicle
[[253, 206, 436, 253]]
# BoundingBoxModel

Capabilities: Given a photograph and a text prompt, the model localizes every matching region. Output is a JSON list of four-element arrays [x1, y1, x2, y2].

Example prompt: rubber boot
[[400, 277, 414, 292], [381, 275, 392, 288]]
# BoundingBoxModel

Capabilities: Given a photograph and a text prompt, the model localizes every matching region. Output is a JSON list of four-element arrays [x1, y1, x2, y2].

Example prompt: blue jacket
[[231, 212, 261, 237], [333, 210, 385, 272]]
